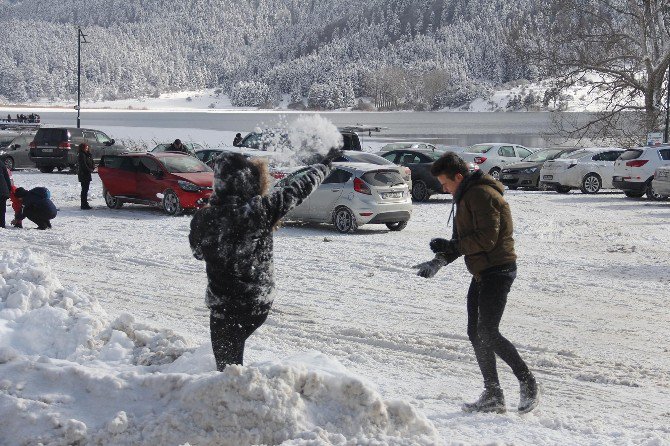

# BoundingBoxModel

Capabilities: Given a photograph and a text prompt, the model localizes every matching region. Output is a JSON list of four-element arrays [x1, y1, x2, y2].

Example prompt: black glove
[[429, 238, 459, 255], [412, 257, 448, 278], [320, 147, 344, 166]]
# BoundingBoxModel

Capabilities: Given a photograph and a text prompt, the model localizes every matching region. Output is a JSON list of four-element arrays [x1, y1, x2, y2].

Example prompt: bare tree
[[512, 0, 670, 145]]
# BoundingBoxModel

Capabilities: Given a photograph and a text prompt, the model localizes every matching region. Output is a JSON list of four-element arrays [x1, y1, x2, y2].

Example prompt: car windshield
[[362, 170, 405, 187], [345, 152, 393, 165], [522, 149, 563, 162], [561, 150, 592, 159], [467, 144, 493, 153], [160, 156, 211, 173]]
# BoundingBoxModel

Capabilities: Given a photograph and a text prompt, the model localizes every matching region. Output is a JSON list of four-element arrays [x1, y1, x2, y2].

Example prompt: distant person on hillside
[[14, 186, 57, 230], [414, 152, 539, 415], [0, 164, 11, 228], [167, 139, 191, 155], [233, 133, 243, 146], [189, 148, 341, 371], [77, 143, 95, 210]]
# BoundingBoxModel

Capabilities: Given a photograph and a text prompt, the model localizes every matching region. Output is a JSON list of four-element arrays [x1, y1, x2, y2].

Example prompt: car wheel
[[333, 207, 357, 233], [386, 221, 407, 231], [555, 186, 571, 194], [3, 156, 14, 171], [624, 190, 645, 198], [39, 166, 55, 173], [646, 183, 669, 201], [411, 181, 430, 202], [104, 188, 123, 209], [488, 167, 501, 180], [162, 189, 182, 215], [580, 173, 601, 194]]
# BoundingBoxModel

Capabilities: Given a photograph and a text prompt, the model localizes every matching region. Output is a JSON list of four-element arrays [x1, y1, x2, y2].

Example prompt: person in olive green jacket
[[414, 151, 538, 415]]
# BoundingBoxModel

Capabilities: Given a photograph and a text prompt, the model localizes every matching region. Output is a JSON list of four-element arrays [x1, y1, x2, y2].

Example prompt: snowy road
[[3, 170, 670, 445]]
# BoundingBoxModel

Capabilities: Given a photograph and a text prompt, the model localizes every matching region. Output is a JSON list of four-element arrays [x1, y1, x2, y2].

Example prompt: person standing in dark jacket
[[233, 133, 243, 146], [77, 143, 95, 210], [14, 187, 57, 230], [189, 148, 340, 371], [0, 164, 11, 228], [414, 152, 538, 414]]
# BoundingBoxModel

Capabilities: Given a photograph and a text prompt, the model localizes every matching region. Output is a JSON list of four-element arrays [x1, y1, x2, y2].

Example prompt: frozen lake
[[0, 109, 596, 148]]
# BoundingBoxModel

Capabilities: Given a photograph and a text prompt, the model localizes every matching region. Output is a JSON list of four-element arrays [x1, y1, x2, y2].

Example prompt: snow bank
[[0, 250, 440, 445]]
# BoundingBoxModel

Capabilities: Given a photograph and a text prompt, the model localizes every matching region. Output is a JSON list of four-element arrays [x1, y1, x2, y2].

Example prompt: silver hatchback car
[[276, 162, 413, 233]]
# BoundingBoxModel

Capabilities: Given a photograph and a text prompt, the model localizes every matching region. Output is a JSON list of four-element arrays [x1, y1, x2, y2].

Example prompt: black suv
[[29, 127, 127, 172]]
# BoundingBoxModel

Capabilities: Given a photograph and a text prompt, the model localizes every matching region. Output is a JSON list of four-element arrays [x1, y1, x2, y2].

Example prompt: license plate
[[382, 192, 402, 199], [42, 148, 53, 153], [502, 174, 513, 179], [542, 175, 553, 180]]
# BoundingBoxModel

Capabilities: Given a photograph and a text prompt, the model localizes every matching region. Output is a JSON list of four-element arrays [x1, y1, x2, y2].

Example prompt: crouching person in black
[[189, 149, 340, 371], [14, 187, 57, 230]]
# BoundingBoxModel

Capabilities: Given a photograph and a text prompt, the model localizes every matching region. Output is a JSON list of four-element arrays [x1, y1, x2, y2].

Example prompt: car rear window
[[35, 128, 69, 143], [658, 149, 670, 161], [618, 149, 643, 161], [345, 153, 394, 165], [362, 170, 405, 186], [161, 156, 211, 173], [467, 144, 493, 154]]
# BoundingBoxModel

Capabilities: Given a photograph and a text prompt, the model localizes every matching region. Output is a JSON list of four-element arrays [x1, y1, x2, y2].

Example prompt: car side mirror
[[12, 144, 20, 150]]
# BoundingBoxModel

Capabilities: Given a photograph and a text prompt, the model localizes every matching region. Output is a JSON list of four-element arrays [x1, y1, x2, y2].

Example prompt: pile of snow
[[0, 250, 440, 445]]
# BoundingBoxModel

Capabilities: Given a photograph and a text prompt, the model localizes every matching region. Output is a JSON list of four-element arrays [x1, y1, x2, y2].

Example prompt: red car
[[98, 152, 213, 215]]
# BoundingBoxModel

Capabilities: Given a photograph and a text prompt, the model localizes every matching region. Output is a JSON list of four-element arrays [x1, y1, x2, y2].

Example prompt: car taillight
[[626, 160, 648, 167], [29, 141, 36, 149], [353, 177, 371, 195], [58, 142, 71, 149], [474, 156, 487, 164]]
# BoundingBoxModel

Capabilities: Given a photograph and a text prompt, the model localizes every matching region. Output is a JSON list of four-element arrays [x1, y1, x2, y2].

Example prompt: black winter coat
[[189, 160, 331, 315], [77, 150, 95, 182], [0, 165, 11, 199], [16, 187, 57, 220]]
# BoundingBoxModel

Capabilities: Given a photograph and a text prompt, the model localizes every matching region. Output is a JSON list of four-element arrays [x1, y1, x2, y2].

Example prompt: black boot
[[462, 386, 506, 414], [81, 202, 92, 210], [518, 373, 539, 414]]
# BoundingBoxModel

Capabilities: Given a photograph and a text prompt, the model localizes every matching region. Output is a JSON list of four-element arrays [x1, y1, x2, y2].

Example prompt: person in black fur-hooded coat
[[189, 150, 337, 371]]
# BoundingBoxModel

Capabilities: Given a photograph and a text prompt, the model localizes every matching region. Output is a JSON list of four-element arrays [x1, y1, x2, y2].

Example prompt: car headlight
[[178, 180, 200, 192], [521, 167, 538, 174]]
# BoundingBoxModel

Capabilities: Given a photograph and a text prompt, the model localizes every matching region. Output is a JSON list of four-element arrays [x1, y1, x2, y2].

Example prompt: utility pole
[[77, 27, 89, 129], [665, 63, 670, 144]]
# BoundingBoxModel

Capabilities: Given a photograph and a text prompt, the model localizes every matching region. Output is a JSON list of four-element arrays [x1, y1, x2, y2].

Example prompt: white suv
[[458, 143, 534, 180], [651, 166, 670, 198], [612, 145, 670, 199], [540, 147, 624, 193]]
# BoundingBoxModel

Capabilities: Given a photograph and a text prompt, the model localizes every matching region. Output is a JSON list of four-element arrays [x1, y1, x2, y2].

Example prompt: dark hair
[[79, 143, 89, 151], [14, 187, 26, 197], [235, 133, 241, 137], [430, 152, 469, 179], [174, 139, 182, 145]]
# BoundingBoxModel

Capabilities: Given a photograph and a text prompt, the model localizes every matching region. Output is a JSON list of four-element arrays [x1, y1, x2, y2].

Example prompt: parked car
[[150, 142, 204, 157], [381, 142, 439, 152], [195, 146, 293, 182], [651, 166, 670, 199], [98, 152, 213, 215], [612, 144, 670, 199], [276, 162, 412, 233], [458, 143, 535, 180], [501, 148, 579, 190], [0, 132, 36, 170], [332, 150, 412, 189], [29, 127, 127, 173], [539, 147, 625, 194], [376, 148, 478, 202]]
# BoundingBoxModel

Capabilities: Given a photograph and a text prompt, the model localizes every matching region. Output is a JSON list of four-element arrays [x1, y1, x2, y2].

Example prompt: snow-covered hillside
[[2, 163, 669, 444]]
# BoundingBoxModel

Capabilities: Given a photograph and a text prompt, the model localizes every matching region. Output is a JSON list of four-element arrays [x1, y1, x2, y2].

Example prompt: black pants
[[0, 198, 6, 227], [80, 180, 90, 205], [467, 264, 530, 388], [210, 307, 269, 371], [23, 207, 53, 229]]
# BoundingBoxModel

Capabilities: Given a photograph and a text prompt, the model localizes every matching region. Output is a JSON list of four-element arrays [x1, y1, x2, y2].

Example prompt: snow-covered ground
[[2, 166, 669, 444]]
